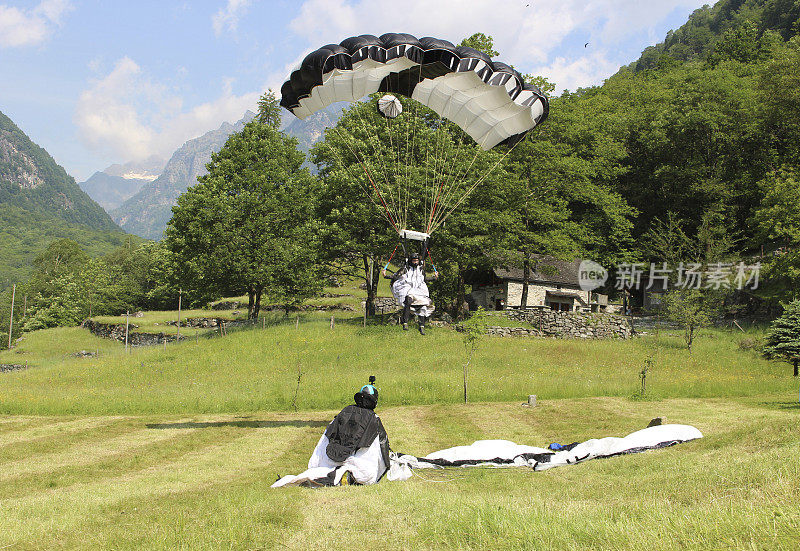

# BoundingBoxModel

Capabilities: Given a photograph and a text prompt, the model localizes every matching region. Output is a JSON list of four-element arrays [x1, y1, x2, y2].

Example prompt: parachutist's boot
[[419, 317, 426, 335], [401, 297, 412, 331]]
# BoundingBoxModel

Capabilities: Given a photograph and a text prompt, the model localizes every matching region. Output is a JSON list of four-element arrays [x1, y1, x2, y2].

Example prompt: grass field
[[0, 316, 794, 415], [1, 312, 798, 549], [0, 397, 797, 550]]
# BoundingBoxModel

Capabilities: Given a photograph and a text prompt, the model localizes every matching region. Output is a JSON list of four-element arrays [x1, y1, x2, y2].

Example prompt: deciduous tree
[[166, 119, 323, 319]]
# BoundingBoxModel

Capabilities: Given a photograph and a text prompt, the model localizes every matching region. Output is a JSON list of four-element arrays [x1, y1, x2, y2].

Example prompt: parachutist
[[383, 251, 438, 334], [273, 380, 391, 487]]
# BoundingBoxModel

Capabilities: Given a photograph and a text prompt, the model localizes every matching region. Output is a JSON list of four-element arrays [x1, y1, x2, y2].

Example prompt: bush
[[737, 336, 763, 351]]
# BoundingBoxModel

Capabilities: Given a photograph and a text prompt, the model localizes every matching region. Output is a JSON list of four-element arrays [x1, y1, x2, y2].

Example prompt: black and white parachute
[[272, 424, 703, 488], [280, 33, 549, 150]]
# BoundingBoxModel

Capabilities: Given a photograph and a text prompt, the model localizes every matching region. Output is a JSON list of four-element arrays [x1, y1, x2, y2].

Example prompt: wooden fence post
[[8, 284, 15, 350], [125, 311, 130, 354], [177, 288, 182, 341]]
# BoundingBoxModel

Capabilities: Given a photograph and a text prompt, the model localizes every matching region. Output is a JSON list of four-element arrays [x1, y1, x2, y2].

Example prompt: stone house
[[469, 257, 611, 312]]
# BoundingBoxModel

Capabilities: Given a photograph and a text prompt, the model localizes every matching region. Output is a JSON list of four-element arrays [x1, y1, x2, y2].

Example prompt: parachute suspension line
[[429, 137, 524, 234], [431, 119, 470, 230], [428, 136, 485, 233], [403, 66, 418, 230], [351, 100, 402, 226], [426, 177, 447, 234], [327, 124, 399, 232], [425, 122, 451, 234], [403, 89, 416, 232], [426, 122, 473, 232], [319, 139, 396, 232], [427, 249, 439, 276], [379, 96, 404, 229], [359, 159, 400, 234], [440, 140, 482, 219], [423, 120, 432, 236], [429, 131, 492, 233], [383, 243, 400, 271], [399, 100, 411, 230], [319, 126, 371, 199], [407, 62, 425, 233], [428, 112, 449, 234]]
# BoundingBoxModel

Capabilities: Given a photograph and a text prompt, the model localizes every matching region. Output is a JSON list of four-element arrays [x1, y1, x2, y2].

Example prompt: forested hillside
[[0, 205, 132, 288], [0, 110, 126, 288], [0, 110, 118, 230], [630, 0, 800, 71], [531, 0, 800, 303]]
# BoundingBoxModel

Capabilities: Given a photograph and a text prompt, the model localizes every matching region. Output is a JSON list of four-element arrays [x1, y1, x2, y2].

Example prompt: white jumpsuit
[[391, 265, 433, 317]]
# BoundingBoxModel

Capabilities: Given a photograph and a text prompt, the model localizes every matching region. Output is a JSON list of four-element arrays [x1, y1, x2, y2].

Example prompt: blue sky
[[0, 0, 710, 181]]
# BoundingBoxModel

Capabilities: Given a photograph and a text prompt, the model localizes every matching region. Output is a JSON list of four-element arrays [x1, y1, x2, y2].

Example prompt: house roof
[[546, 290, 587, 304], [493, 255, 583, 287]]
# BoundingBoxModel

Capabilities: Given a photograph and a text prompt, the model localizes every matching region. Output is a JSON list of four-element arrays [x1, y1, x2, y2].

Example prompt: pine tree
[[764, 300, 800, 376]]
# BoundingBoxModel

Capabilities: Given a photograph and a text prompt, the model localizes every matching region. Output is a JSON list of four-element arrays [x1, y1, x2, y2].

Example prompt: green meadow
[[1, 314, 798, 549], [0, 316, 793, 415]]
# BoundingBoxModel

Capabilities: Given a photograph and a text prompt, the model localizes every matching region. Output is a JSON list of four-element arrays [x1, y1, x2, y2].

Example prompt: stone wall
[[371, 297, 399, 314], [489, 310, 633, 339], [1, 363, 27, 373], [484, 327, 543, 337], [83, 320, 187, 347]]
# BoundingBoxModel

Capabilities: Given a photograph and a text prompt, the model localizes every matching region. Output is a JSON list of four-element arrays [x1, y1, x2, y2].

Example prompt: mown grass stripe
[[0, 417, 316, 544], [56, 431, 317, 551], [0, 416, 125, 447], [0, 415, 327, 498], [0, 426, 195, 482], [0, 417, 143, 465]]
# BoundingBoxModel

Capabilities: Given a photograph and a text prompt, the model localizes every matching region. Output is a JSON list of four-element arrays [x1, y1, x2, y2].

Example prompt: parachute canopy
[[377, 94, 402, 118], [280, 33, 549, 150]]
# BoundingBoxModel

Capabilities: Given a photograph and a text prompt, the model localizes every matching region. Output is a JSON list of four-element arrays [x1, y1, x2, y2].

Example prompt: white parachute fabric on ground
[[535, 424, 703, 470], [271, 433, 387, 488], [394, 424, 703, 471], [424, 440, 550, 464], [272, 424, 702, 489]]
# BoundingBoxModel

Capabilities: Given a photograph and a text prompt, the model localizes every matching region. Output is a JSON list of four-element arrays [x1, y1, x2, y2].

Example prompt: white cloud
[[288, 0, 707, 87], [0, 0, 71, 48], [212, 0, 252, 37], [533, 52, 622, 94], [75, 57, 261, 162], [35, 0, 71, 24]]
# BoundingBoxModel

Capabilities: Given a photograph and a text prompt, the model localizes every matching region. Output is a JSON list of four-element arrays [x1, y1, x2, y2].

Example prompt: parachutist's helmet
[[354, 384, 378, 410], [409, 252, 420, 263]]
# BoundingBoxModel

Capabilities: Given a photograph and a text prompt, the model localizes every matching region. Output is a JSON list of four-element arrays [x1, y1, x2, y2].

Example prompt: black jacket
[[324, 404, 390, 469]]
